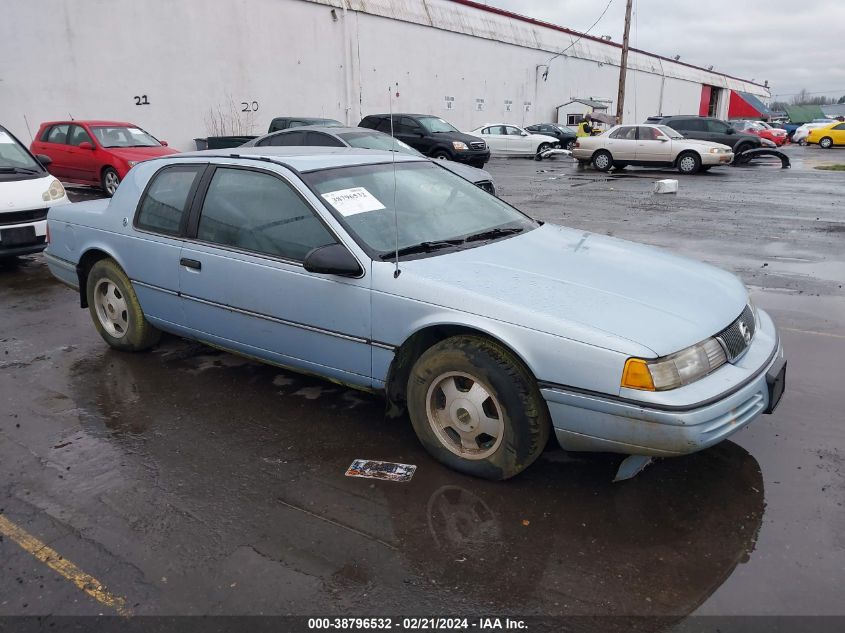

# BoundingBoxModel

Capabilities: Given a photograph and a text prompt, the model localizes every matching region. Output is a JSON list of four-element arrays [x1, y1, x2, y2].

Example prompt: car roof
[[39, 120, 137, 127], [363, 113, 441, 119], [277, 126, 369, 135], [175, 146, 426, 172]]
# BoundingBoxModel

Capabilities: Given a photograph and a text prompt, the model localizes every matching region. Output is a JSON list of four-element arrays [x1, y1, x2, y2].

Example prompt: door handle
[[180, 257, 201, 270]]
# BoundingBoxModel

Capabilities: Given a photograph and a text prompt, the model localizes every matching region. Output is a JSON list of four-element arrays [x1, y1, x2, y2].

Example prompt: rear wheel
[[86, 258, 161, 352], [101, 167, 120, 197], [819, 137, 833, 149], [734, 142, 752, 155], [677, 151, 701, 174], [592, 150, 613, 172], [406, 336, 550, 480]]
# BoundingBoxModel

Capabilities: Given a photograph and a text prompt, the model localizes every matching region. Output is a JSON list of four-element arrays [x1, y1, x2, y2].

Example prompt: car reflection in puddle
[[67, 337, 764, 622]]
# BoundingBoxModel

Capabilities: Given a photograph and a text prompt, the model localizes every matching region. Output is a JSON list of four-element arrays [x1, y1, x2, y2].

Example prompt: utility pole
[[615, 0, 633, 123]]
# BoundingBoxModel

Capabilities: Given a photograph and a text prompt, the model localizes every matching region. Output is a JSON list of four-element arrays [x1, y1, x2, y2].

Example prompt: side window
[[264, 131, 304, 146], [305, 132, 345, 147], [135, 165, 204, 235], [374, 118, 393, 133], [45, 125, 70, 144], [197, 168, 337, 261], [705, 119, 730, 133], [399, 117, 421, 135], [676, 118, 705, 132], [68, 125, 94, 147], [833, 123, 845, 131], [636, 126, 660, 140], [610, 126, 636, 140], [505, 126, 522, 136]]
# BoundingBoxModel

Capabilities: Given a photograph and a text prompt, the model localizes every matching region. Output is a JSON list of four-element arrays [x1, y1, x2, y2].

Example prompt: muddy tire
[[86, 258, 161, 352], [819, 136, 833, 149], [406, 335, 551, 480], [592, 150, 613, 172], [677, 151, 701, 174]]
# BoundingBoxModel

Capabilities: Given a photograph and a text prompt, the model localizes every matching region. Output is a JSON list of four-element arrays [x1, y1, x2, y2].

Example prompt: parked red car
[[30, 120, 178, 196], [728, 120, 788, 146]]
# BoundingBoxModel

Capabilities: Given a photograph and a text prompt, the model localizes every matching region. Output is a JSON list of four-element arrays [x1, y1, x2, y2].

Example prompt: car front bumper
[[452, 150, 490, 165], [701, 152, 734, 165], [0, 219, 48, 256], [541, 309, 785, 457]]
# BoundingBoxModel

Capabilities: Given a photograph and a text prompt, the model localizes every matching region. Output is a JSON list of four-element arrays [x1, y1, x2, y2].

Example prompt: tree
[[791, 89, 810, 105], [770, 101, 788, 112], [839, 95, 845, 104]]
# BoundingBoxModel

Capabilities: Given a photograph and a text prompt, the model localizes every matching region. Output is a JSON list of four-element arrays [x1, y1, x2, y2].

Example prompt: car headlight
[[41, 179, 66, 202], [622, 299, 760, 391], [709, 148, 729, 154], [452, 141, 468, 151]]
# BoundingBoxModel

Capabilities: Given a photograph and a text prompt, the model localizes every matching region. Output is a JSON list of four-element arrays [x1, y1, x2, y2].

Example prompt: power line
[[543, 0, 615, 71], [772, 88, 845, 97]]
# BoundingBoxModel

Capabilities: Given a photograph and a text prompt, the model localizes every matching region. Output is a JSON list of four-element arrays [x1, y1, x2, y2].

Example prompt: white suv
[[1, 124, 69, 258]]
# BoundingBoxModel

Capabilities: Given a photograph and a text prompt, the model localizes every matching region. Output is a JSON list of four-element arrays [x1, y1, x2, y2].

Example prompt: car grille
[[475, 180, 496, 195], [0, 207, 48, 226], [715, 305, 756, 361], [469, 141, 486, 151]]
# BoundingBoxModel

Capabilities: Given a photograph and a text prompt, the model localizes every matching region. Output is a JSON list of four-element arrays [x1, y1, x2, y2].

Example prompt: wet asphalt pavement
[[1, 145, 844, 626]]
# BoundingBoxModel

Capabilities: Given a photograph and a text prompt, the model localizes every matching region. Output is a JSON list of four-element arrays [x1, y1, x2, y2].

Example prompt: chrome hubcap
[[595, 154, 609, 169], [105, 172, 120, 194], [94, 279, 129, 338], [426, 372, 504, 460], [680, 156, 696, 172], [821, 139, 831, 148]]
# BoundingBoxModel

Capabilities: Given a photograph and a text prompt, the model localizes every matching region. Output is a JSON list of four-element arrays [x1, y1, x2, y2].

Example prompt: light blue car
[[44, 147, 786, 480]]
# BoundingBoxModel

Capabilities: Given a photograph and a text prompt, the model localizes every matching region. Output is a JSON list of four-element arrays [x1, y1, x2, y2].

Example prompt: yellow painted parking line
[[0, 514, 131, 616]]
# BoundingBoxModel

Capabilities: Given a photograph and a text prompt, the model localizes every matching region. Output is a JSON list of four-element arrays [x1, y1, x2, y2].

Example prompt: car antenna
[[389, 81, 401, 279]]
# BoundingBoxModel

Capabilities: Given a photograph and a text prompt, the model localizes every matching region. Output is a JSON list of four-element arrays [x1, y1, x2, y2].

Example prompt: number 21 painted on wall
[[134, 95, 150, 106]]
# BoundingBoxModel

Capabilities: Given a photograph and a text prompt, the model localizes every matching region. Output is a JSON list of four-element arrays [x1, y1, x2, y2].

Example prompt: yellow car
[[807, 121, 845, 148]]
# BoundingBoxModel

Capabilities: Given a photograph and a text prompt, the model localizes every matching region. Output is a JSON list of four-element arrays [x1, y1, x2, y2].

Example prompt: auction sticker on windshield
[[322, 187, 385, 217]]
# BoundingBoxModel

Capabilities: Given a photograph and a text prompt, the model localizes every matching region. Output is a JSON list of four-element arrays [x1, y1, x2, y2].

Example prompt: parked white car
[[792, 120, 836, 145], [1, 124, 70, 258], [467, 124, 559, 158], [572, 124, 734, 174]]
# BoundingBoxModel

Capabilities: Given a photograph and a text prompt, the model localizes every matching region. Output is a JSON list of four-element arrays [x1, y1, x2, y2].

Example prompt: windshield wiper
[[0, 167, 40, 174], [380, 239, 464, 259], [464, 227, 524, 242]]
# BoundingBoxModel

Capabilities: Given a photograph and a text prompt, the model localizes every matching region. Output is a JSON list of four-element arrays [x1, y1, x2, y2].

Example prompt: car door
[[178, 164, 372, 385], [505, 126, 530, 153], [604, 126, 638, 160], [480, 126, 507, 154], [65, 125, 99, 182], [830, 123, 845, 144], [635, 126, 672, 164], [128, 162, 207, 326], [672, 118, 707, 142], [397, 117, 430, 154], [36, 124, 72, 178]]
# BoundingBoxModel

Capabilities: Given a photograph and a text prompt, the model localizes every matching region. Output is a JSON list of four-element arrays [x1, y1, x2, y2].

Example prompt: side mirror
[[159, 140, 169, 147], [35, 154, 53, 167], [78, 141, 95, 150], [520, 132, 529, 136], [658, 136, 669, 142], [303, 243, 362, 277], [725, 128, 736, 135]]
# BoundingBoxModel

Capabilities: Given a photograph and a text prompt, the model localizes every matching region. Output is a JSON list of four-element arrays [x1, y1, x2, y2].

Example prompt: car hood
[[389, 224, 747, 357], [437, 131, 486, 146], [436, 160, 492, 184], [106, 146, 180, 161]]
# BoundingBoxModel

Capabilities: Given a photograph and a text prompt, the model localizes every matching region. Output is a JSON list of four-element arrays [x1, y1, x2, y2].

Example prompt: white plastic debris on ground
[[653, 179, 679, 194]]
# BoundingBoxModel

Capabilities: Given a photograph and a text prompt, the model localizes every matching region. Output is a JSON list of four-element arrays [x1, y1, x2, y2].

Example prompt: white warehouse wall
[[0, 0, 769, 151]]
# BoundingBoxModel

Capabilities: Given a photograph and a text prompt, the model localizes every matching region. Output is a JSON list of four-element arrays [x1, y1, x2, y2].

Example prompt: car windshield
[[337, 131, 421, 157], [657, 126, 685, 139], [304, 161, 535, 256], [417, 117, 459, 134], [0, 129, 42, 174], [91, 126, 160, 148]]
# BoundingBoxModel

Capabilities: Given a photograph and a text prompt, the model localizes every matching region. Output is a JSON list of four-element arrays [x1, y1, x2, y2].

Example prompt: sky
[[479, 0, 845, 103]]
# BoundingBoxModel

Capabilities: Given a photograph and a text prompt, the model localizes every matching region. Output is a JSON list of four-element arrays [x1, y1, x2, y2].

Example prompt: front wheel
[[86, 258, 161, 351], [819, 137, 833, 149], [677, 151, 701, 174], [564, 139, 577, 151], [734, 143, 752, 155], [431, 150, 451, 161], [592, 150, 613, 172], [406, 336, 551, 480], [101, 167, 120, 197]]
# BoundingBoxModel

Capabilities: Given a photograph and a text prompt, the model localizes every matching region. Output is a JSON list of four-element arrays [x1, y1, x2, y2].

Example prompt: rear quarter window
[[135, 164, 204, 235]]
